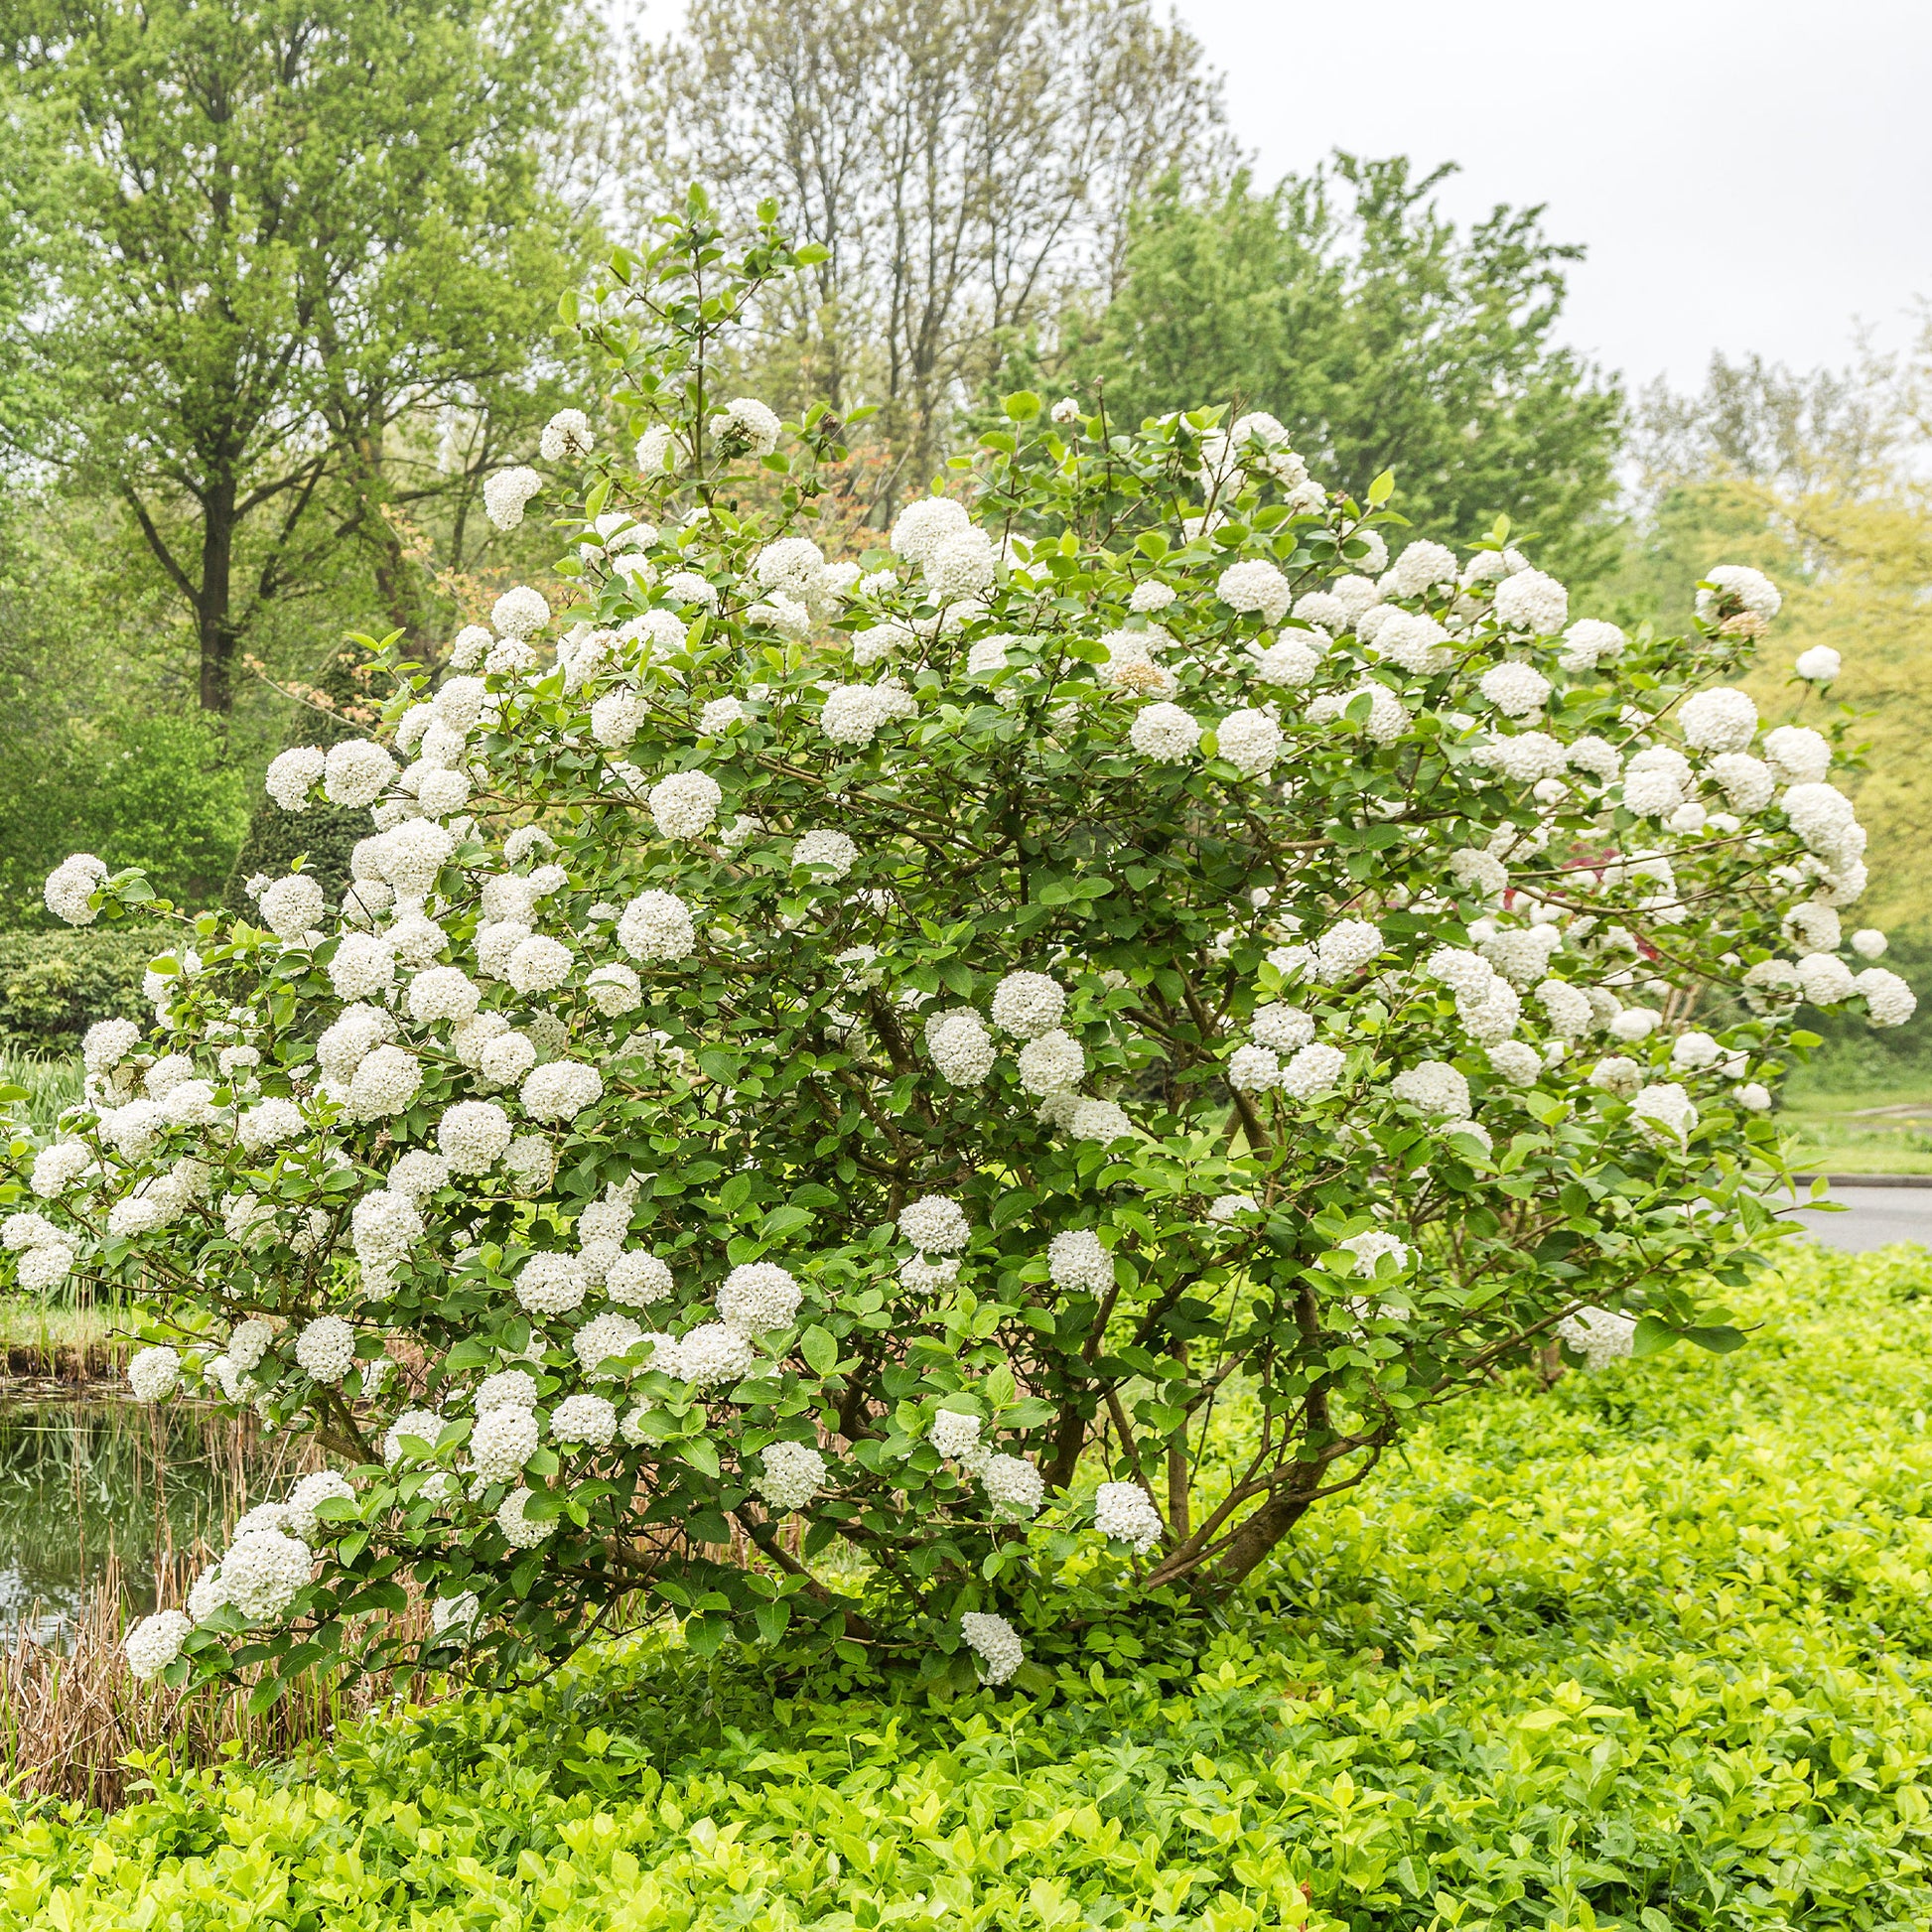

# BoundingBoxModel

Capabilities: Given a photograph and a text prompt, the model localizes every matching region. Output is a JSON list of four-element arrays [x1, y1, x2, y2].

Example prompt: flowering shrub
[[2, 194, 1914, 1694]]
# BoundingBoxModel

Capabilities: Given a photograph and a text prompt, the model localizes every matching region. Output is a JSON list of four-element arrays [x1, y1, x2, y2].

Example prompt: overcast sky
[[1176, 0, 1932, 394]]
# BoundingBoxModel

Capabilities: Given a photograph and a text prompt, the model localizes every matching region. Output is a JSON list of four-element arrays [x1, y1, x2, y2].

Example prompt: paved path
[[1780, 1182, 1932, 1253]]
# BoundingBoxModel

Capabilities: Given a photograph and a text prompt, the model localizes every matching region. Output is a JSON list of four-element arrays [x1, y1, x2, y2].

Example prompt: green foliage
[[0, 0, 598, 709], [0, 930, 156, 1054], [1061, 157, 1623, 582], [4, 1250, 1931, 1928]]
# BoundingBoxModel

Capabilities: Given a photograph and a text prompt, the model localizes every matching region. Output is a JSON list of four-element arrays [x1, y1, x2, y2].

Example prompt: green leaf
[[1366, 470, 1395, 505], [1628, 1314, 1680, 1359], [1003, 391, 1041, 421], [800, 1325, 838, 1375]]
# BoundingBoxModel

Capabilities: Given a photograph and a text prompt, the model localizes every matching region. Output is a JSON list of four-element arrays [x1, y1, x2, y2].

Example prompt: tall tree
[[633, 0, 1228, 506], [1061, 157, 1622, 578], [0, 0, 597, 711]]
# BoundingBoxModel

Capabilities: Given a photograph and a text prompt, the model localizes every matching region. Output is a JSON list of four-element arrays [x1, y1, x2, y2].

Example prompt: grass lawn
[[2, 1244, 1929, 1930]]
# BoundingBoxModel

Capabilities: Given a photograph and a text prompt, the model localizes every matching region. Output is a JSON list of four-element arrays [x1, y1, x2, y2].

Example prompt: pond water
[[0, 1395, 291, 1641]]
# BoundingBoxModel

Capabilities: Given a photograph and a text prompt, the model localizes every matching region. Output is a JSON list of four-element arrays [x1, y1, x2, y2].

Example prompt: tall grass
[[0, 1050, 81, 1137], [0, 1551, 435, 1810]]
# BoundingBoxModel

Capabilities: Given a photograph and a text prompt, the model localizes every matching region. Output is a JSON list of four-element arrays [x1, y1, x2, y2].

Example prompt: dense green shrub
[[0, 928, 158, 1054], [3, 1247, 1929, 1930]]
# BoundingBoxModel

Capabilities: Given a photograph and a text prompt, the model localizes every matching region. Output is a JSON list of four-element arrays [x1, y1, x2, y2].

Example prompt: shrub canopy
[[0, 194, 1913, 1695]]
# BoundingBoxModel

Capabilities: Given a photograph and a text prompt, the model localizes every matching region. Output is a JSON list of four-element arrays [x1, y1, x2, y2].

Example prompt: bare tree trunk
[[197, 479, 238, 713]]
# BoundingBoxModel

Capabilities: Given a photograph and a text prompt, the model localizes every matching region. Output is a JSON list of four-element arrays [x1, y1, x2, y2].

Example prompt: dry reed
[[0, 1550, 437, 1811]]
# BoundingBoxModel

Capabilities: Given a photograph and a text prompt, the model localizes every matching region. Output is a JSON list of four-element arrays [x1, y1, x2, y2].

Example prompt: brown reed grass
[[0, 1551, 436, 1811]]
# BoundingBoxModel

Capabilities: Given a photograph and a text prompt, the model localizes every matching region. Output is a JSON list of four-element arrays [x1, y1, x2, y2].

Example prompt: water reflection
[[0, 1397, 292, 1640]]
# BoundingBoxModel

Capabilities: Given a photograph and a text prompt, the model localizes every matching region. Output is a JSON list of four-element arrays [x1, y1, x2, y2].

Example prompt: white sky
[[1175, 0, 1932, 393]]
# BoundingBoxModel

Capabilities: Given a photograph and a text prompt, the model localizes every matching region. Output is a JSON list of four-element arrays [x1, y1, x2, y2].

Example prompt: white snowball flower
[[551, 1393, 619, 1447], [926, 1008, 997, 1086], [128, 1345, 182, 1402], [899, 1194, 970, 1254], [1670, 1031, 1724, 1070], [258, 874, 326, 941], [606, 1250, 674, 1307], [718, 1261, 802, 1335], [1795, 951, 1856, 1005], [1558, 619, 1625, 673], [1678, 687, 1758, 755], [618, 890, 697, 961], [710, 396, 782, 456], [1858, 967, 1916, 1028], [345, 1043, 421, 1120], [1391, 1061, 1470, 1118], [125, 1608, 195, 1680], [1376, 611, 1453, 675], [1317, 918, 1383, 980], [1795, 645, 1842, 682], [1306, 682, 1407, 745], [1129, 702, 1201, 762], [483, 466, 544, 529], [1557, 1307, 1638, 1370], [491, 585, 551, 638], [1608, 1008, 1659, 1043], [506, 935, 574, 997], [990, 970, 1065, 1038], [649, 769, 724, 841], [1630, 1082, 1699, 1147], [515, 1252, 588, 1315], [1487, 1040, 1544, 1086], [1707, 753, 1775, 814], [755, 1441, 827, 1512], [264, 747, 326, 813], [1279, 1042, 1345, 1101], [82, 1018, 142, 1073], [1245, 1006, 1312, 1057], [930, 1409, 983, 1458], [673, 1321, 757, 1388], [294, 1316, 356, 1384], [960, 1610, 1026, 1684], [1491, 570, 1569, 634], [698, 697, 745, 735], [979, 1453, 1044, 1519], [1478, 662, 1552, 719], [794, 830, 859, 878], [1589, 1056, 1642, 1099], [1441, 1120, 1493, 1156], [891, 496, 972, 566], [1215, 708, 1285, 776], [219, 1528, 312, 1621], [31, 1144, 91, 1199], [586, 963, 642, 1016], [1067, 1098, 1136, 1142], [1208, 1192, 1259, 1223], [1533, 979, 1593, 1039], [1847, 926, 1886, 961], [1128, 580, 1173, 613], [286, 1469, 356, 1541], [438, 1100, 512, 1174], [1046, 1229, 1112, 1293], [1734, 1081, 1773, 1111], [44, 852, 108, 925], [1018, 1028, 1085, 1095], [1385, 540, 1456, 596], [520, 1060, 603, 1123], [541, 408, 594, 462], [1216, 560, 1291, 623], [327, 932, 395, 1003], [351, 1189, 422, 1274], [1093, 1480, 1164, 1554], [323, 740, 397, 809], [479, 1032, 538, 1090], [1478, 731, 1568, 783], [591, 688, 645, 750], [236, 1097, 306, 1155], [1228, 1043, 1280, 1093], [1249, 638, 1320, 687], [1339, 1229, 1410, 1277], [498, 1486, 556, 1548], [1695, 564, 1782, 626]]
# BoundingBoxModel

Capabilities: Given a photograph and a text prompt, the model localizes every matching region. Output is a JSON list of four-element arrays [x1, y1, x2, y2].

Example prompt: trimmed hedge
[[0, 928, 159, 1056], [4, 1245, 1930, 1930]]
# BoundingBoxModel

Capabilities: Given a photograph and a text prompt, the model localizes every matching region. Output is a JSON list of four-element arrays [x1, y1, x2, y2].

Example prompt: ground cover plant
[[1, 1246, 1929, 1930], [0, 192, 1918, 1699]]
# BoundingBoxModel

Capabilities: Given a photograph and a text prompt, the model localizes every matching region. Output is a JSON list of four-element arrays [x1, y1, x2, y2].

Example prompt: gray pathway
[[1779, 1182, 1932, 1253]]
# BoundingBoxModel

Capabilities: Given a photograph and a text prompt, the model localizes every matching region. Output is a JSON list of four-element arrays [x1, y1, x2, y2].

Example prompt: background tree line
[[0, 0, 1919, 959]]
